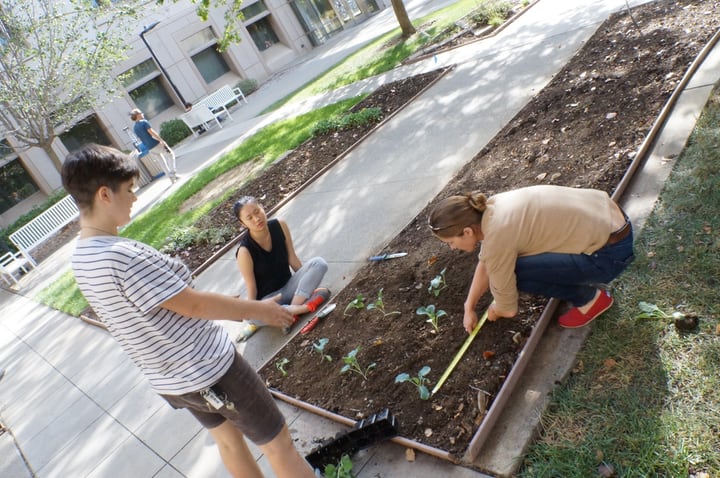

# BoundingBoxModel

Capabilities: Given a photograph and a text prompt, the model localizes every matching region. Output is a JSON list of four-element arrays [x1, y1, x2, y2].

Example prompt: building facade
[[0, 0, 382, 228]]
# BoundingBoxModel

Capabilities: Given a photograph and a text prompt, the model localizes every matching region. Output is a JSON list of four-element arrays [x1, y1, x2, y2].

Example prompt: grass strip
[[263, 0, 516, 113], [521, 89, 720, 476]]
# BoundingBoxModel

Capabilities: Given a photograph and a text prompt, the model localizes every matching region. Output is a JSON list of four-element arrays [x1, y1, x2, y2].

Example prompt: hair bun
[[467, 191, 487, 212]]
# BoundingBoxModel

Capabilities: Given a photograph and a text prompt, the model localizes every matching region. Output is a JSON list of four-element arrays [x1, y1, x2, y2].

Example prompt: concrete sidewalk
[[4, 0, 718, 476]]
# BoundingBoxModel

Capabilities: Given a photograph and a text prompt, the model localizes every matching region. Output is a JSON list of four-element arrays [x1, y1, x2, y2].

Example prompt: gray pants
[[263, 256, 328, 303], [245, 257, 327, 329]]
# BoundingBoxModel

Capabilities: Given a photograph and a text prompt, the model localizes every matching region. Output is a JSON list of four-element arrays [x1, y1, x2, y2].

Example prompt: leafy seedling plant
[[636, 301, 699, 331], [428, 267, 447, 297], [343, 294, 365, 316], [366, 288, 401, 318], [323, 454, 355, 478], [395, 365, 432, 400], [340, 347, 376, 380], [312, 338, 333, 363], [275, 357, 290, 377], [416, 304, 447, 332]]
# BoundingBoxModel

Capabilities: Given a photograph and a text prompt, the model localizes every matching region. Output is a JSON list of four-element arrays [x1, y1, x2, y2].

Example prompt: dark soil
[[257, 0, 720, 459]]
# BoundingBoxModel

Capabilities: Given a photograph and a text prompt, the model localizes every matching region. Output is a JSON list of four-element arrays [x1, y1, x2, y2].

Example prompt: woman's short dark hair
[[61, 144, 139, 211]]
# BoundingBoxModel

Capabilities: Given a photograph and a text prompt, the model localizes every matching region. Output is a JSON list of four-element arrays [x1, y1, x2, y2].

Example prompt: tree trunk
[[43, 141, 63, 174], [390, 0, 416, 38]]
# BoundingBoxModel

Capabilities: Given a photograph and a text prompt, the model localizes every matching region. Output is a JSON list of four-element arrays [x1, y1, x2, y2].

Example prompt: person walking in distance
[[130, 108, 178, 182]]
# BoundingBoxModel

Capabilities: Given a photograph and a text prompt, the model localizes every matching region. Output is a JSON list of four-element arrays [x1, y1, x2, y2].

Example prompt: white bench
[[197, 84, 247, 118], [0, 250, 35, 287], [9, 194, 79, 266], [180, 107, 225, 137]]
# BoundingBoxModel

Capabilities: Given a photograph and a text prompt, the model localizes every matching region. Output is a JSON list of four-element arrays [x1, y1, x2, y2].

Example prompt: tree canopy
[[0, 0, 135, 171]]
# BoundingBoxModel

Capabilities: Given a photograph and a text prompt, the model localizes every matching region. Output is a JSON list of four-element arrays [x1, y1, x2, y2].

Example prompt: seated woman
[[234, 196, 330, 340]]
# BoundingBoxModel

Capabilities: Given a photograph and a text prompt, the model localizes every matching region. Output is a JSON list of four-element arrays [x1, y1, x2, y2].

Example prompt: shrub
[[160, 119, 192, 147], [236, 78, 258, 96], [311, 107, 382, 137], [160, 225, 236, 254]]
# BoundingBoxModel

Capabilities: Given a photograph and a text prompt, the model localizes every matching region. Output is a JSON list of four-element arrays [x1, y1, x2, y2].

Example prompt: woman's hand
[[463, 307, 478, 334], [487, 303, 517, 322], [487, 303, 501, 322], [256, 294, 295, 329]]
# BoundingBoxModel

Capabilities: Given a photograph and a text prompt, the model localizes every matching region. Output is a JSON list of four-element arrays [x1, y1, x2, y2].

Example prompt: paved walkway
[[4, 0, 719, 476]]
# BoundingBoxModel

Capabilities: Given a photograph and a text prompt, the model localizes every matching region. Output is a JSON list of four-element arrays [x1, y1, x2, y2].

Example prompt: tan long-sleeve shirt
[[479, 185, 617, 312]]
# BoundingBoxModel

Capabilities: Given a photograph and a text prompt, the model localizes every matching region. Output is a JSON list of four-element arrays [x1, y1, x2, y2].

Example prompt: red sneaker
[[306, 288, 331, 313], [558, 290, 613, 328]]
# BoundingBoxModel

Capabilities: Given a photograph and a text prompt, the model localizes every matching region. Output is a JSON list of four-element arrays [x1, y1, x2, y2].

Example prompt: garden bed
[[257, 0, 720, 460]]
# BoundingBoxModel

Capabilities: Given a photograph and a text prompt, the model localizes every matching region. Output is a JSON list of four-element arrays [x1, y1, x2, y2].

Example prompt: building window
[[128, 77, 174, 118], [247, 17, 280, 51], [182, 28, 231, 85], [191, 48, 231, 84], [0, 140, 39, 214], [59, 115, 112, 153], [121, 60, 173, 118], [242, 0, 269, 19], [290, 0, 342, 46]]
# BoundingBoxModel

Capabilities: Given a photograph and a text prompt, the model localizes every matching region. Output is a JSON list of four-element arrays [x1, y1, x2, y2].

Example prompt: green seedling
[[636, 301, 698, 331], [636, 301, 684, 320], [312, 338, 333, 363], [428, 267, 447, 297], [275, 357, 290, 377], [366, 288, 401, 318], [395, 365, 432, 400], [340, 347, 376, 380], [416, 304, 447, 332], [323, 453, 354, 478], [344, 294, 365, 316]]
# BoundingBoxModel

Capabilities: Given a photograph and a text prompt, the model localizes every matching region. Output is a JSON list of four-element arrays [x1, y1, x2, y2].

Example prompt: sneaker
[[558, 289, 613, 328], [306, 288, 331, 313], [237, 322, 259, 342]]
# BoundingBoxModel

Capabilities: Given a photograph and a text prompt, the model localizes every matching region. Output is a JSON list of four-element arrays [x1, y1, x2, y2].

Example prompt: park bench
[[179, 107, 225, 137], [180, 85, 247, 137], [197, 84, 248, 118], [8, 194, 79, 267], [0, 250, 35, 287]]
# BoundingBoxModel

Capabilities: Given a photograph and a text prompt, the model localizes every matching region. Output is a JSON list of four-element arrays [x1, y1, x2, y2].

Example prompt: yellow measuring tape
[[431, 308, 489, 396]]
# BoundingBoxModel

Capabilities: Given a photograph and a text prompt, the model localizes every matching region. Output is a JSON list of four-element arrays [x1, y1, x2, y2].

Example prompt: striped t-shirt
[[72, 236, 234, 395]]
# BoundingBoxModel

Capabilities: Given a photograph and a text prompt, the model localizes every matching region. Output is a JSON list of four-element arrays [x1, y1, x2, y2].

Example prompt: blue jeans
[[514, 229, 635, 306]]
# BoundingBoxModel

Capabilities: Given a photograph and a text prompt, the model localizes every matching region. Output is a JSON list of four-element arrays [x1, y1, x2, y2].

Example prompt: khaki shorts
[[161, 352, 284, 445]]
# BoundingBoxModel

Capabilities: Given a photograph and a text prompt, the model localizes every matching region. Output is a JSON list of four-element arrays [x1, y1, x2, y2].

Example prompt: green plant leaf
[[395, 373, 410, 383]]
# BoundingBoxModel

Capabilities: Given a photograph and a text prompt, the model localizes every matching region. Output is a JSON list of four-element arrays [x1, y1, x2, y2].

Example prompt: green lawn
[[262, 0, 516, 113], [520, 89, 720, 476]]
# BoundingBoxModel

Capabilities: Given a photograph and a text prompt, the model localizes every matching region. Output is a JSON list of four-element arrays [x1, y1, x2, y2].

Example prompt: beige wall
[[2, 0, 383, 227]]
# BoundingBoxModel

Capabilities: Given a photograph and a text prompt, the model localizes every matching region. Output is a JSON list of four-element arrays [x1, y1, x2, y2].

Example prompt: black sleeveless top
[[237, 219, 292, 298]]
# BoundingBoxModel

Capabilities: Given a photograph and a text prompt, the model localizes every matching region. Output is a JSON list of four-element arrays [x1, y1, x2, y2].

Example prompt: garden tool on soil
[[431, 308, 489, 396], [368, 252, 408, 261], [300, 303, 337, 334]]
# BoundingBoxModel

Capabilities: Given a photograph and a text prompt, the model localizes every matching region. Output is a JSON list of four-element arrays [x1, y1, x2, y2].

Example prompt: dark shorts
[[160, 352, 285, 445]]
